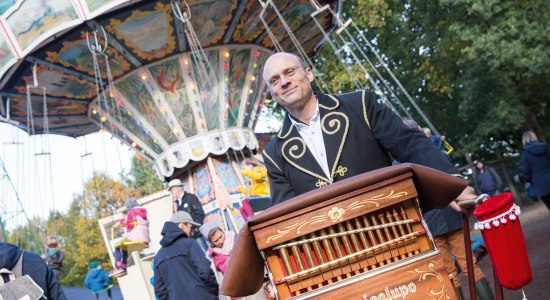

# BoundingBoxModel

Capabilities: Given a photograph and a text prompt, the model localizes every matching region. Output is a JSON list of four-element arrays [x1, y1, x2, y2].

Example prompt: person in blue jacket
[[84, 261, 112, 300], [153, 211, 218, 299], [520, 130, 550, 211]]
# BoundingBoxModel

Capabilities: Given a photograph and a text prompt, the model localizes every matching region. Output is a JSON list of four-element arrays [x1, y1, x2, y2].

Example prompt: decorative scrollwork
[[408, 261, 452, 300]]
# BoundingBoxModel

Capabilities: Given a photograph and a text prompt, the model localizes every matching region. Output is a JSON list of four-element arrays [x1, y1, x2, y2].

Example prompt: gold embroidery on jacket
[[322, 94, 340, 110], [263, 150, 282, 173], [321, 111, 349, 180], [316, 179, 329, 188], [282, 137, 331, 183], [334, 166, 348, 178], [361, 90, 371, 129]]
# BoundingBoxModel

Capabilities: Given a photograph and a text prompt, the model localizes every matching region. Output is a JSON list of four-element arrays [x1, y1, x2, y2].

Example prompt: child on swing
[[112, 198, 150, 276]]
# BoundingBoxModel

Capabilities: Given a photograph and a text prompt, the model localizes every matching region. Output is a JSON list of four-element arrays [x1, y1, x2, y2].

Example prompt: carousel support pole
[[462, 212, 477, 300]]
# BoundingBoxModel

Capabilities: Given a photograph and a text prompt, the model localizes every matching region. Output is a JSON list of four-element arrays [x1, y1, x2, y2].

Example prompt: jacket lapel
[[318, 93, 349, 181], [277, 114, 331, 183]]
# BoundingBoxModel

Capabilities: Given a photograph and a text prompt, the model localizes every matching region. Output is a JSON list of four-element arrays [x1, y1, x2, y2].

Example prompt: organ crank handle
[[457, 194, 490, 208]]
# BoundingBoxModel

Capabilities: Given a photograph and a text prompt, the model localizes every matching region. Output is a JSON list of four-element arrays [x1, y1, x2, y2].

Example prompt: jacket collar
[[276, 92, 348, 185]]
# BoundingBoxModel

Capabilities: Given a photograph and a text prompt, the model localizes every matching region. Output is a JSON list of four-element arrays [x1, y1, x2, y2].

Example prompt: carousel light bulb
[[132, 142, 137, 147], [246, 101, 250, 106], [92, 109, 97, 114], [224, 51, 230, 58], [141, 74, 147, 80], [250, 75, 256, 81], [224, 77, 228, 82], [249, 89, 254, 94], [161, 106, 167, 113], [264, 99, 271, 104], [101, 115, 107, 122], [109, 91, 115, 97], [184, 59, 189, 65], [128, 111, 133, 116], [225, 104, 230, 109], [172, 127, 179, 134], [253, 63, 258, 68]]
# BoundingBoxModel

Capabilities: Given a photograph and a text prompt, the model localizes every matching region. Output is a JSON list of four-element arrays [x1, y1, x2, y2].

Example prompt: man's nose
[[280, 75, 291, 87]]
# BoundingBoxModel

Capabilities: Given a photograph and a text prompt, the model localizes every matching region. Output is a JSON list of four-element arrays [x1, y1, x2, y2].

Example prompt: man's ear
[[306, 68, 315, 82]]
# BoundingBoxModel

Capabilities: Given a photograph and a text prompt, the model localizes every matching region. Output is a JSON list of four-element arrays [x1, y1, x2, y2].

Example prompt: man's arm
[[262, 149, 296, 206], [189, 242, 219, 293], [362, 90, 457, 174], [154, 264, 169, 300], [187, 193, 205, 224]]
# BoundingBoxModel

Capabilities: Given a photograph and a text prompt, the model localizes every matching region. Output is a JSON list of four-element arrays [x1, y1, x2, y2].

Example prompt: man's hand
[[450, 186, 477, 213]]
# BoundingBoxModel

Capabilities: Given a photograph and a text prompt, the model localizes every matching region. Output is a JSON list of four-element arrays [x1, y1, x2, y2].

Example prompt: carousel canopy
[[0, 0, 340, 173]]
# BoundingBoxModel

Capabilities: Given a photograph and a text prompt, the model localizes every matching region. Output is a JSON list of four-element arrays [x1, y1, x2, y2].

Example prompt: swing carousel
[[0, 0, 465, 298], [0, 0, 343, 298]]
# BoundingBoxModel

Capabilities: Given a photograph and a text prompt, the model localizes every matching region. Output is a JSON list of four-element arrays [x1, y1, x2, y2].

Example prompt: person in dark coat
[[261, 52, 477, 208], [520, 130, 550, 211], [167, 179, 207, 251], [401, 118, 493, 299], [0, 242, 67, 299], [475, 160, 503, 197], [154, 211, 218, 300], [45, 236, 64, 278]]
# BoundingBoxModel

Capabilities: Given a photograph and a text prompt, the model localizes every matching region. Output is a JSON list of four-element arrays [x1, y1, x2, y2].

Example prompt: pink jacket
[[120, 207, 150, 243], [207, 231, 236, 274]]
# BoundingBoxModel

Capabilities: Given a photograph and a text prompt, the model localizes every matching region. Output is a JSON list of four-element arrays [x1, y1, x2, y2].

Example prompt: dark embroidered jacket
[[262, 90, 457, 206]]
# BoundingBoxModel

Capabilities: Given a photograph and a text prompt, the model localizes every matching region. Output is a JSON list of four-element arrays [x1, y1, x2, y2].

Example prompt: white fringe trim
[[474, 203, 521, 230]]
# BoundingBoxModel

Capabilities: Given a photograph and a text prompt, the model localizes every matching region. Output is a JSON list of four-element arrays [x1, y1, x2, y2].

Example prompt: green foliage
[[126, 155, 163, 196], [313, 0, 550, 163]]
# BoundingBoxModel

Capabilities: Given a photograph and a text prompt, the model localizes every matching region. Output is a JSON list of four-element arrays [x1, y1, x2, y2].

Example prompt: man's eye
[[270, 78, 279, 85], [286, 68, 296, 76]]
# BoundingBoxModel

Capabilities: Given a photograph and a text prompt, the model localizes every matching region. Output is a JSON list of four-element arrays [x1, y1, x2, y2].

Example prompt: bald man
[[261, 52, 476, 208]]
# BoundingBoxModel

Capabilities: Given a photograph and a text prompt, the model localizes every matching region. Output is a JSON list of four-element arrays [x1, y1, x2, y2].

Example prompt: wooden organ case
[[250, 172, 458, 300]]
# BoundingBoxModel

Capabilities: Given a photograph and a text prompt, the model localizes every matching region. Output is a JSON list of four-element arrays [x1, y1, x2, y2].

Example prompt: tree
[[126, 155, 164, 196], [313, 0, 549, 164]]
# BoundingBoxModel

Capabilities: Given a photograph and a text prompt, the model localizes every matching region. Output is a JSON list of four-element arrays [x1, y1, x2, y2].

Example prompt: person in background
[[167, 179, 207, 251], [200, 223, 236, 275], [520, 130, 550, 211], [0, 242, 67, 299], [475, 160, 503, 197], [402, 118, 494, 300], [45, 236, 64, 278], [154, 211, 218, 299], [112, 197, 150, 276], [84, 261, 112, 300], [423, 127, 447, 153]]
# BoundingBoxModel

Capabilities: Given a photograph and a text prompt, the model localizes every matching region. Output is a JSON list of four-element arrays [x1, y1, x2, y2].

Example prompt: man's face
[[170, 187, 182, 199], [209, 229, 225, 248], [263, 53, 314, 110]]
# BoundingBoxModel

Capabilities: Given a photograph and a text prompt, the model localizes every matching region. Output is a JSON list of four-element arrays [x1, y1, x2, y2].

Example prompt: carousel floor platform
[[460, 199, 550, 299]]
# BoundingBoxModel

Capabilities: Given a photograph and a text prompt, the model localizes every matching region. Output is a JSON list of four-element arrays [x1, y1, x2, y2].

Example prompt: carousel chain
[[260, 0, 329, 93], [171, 0, 215, 91]]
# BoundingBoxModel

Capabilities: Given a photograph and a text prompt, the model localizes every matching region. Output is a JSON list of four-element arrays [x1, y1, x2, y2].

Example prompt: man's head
[[263, 52, 315, 113], [170, 211, 199, 236], [167, 179, 184, 199]]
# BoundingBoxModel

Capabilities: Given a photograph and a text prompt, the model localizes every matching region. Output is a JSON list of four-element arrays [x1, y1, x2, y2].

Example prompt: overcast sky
[[0, 122, 133, 229]]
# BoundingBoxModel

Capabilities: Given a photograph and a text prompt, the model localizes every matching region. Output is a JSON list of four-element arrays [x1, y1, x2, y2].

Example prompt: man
[[261, 52, 476, 207], [0, 242, 67, 299], [154, 211, 219, 300], [167, 179, 207, 250]]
